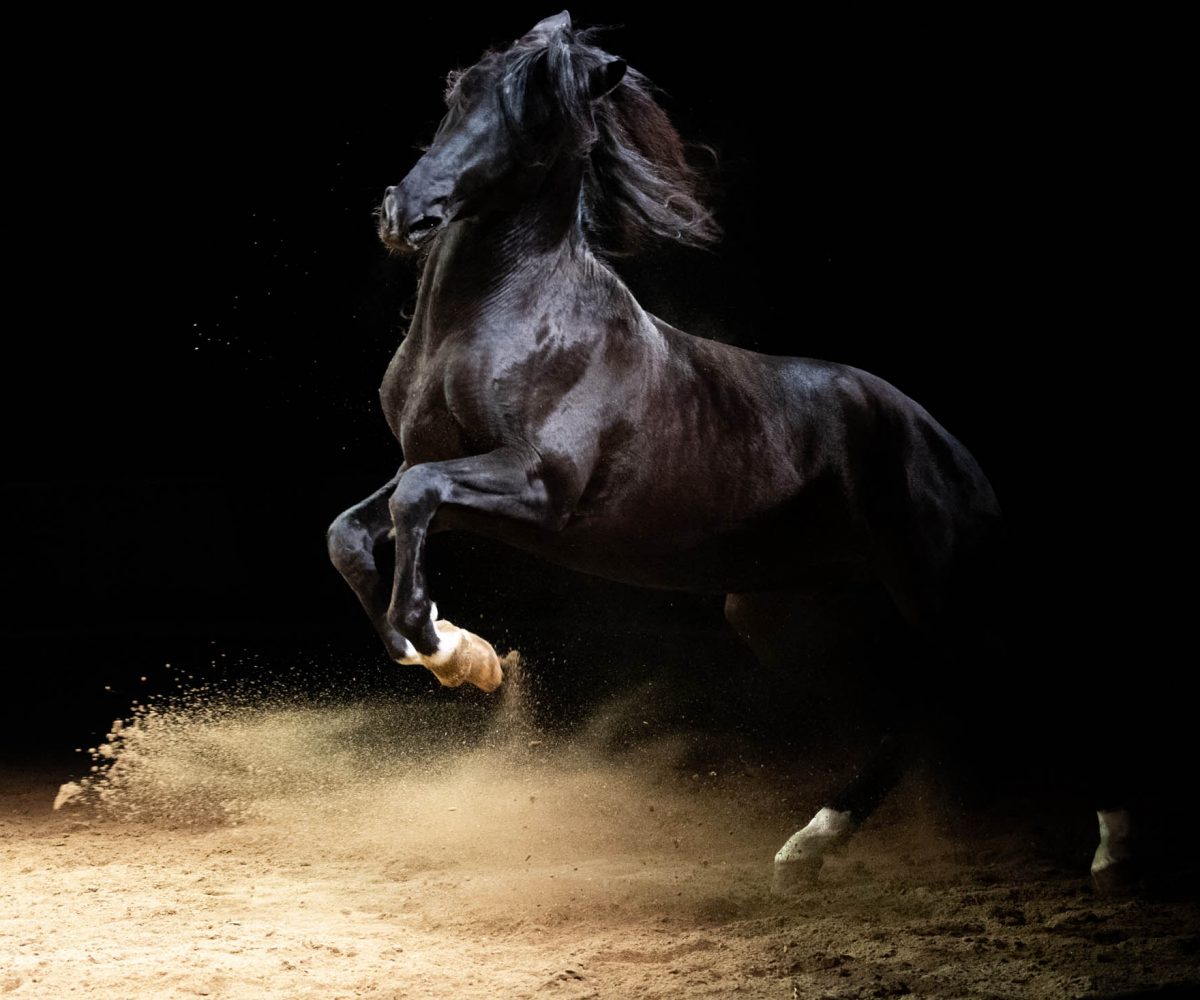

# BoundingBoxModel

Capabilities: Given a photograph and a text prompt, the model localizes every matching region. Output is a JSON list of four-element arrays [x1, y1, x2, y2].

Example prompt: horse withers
[[326, 12, 1133, 893]]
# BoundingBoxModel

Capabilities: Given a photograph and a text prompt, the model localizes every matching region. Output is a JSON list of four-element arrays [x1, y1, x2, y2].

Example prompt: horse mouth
[[378, 214, 445, 253]]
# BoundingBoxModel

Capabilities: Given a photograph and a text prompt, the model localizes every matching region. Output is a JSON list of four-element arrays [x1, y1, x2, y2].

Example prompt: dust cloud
[[51, 653, 787, 924]]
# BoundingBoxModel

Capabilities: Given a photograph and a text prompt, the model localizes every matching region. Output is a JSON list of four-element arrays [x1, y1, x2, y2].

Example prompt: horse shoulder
[[379, 337, 418, 442]]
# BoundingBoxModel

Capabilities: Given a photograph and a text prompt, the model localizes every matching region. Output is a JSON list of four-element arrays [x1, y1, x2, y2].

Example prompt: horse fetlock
[[398, 602, 437, 638], [395, 636, 422, 665], [772, 807, 854, 893]]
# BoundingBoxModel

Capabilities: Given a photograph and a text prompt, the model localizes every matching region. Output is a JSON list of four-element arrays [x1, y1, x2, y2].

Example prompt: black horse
[[327, 12, 1132, 891]]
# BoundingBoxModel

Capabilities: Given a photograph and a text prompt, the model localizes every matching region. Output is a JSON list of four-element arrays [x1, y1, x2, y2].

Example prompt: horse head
[[378, 11, 627, 252]]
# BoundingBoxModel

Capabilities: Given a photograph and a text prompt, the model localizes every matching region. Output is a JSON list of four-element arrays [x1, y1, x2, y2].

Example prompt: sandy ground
[[3, 666, 1198, 999]]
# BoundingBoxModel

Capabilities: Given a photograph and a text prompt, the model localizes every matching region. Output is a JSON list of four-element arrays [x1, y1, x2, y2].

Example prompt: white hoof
[[424, 621, 464, 668], [397, 635, 422, 665], [773, 807, 853, 892]]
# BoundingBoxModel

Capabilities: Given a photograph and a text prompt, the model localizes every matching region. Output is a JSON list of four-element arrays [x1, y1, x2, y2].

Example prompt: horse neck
[[415, 159, 592, 324]]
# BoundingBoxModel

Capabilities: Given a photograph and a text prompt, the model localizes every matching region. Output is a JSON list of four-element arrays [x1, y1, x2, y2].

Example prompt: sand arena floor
[[3, 663, 1198, 999]]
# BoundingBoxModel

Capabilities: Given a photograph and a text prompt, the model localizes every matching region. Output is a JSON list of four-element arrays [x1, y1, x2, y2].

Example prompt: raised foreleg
[[385, 446, 573, 690], [327, 469, 416, 664]]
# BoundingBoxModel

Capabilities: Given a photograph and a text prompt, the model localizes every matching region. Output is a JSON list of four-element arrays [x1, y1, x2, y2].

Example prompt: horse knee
[[326, 510, 370, 577], [388, 465, 443, 526], [395, 601, 435, 636]]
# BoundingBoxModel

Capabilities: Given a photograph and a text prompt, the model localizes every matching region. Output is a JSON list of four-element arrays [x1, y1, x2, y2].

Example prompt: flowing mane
[[448, 26, 721, 255]]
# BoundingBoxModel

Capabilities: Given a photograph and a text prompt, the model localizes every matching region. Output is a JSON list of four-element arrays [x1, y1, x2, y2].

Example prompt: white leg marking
[[773, 807, 854, 892], [424, 622, 465, 667], [394, 604, 440, 665], [775, 807, 854, 865], [1090, 808, 1140, 894], [1091, 809, 1134, 876]]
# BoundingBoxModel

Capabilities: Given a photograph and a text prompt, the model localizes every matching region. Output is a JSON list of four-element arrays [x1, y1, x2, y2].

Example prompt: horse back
[[645, 318, 1003, 612]]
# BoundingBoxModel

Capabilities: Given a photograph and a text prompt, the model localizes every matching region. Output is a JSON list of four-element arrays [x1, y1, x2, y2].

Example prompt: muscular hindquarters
[[842, 368, 1004, 640]]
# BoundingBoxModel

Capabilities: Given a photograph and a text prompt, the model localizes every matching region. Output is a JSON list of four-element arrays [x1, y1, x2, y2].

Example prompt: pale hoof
[[1090, 856, 1140, 897], [426, 620, 504, 692]]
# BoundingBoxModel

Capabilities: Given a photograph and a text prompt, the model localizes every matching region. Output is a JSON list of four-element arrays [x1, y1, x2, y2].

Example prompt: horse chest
[[379, 347, 475, 465]]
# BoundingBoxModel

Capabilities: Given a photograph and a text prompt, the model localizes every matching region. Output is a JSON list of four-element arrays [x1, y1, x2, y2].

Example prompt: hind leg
[[724, 588, 898, 713], [1086, 735, 1140, 894], [772, 734, 907, 891], [725, 590, 910, 890]]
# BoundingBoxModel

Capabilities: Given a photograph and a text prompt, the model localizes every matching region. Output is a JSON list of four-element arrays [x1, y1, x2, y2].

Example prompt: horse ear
[[527, 11, 572, 38], [589, 57, 627, 99]]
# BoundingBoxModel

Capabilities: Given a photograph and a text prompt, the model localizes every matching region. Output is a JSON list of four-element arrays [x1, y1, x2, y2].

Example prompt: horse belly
[[606, 485, 870, 590], [441, 477, 874, 593]]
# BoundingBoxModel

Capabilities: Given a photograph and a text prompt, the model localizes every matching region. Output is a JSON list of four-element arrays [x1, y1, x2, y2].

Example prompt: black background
[[4, 10, 1181, 774]]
